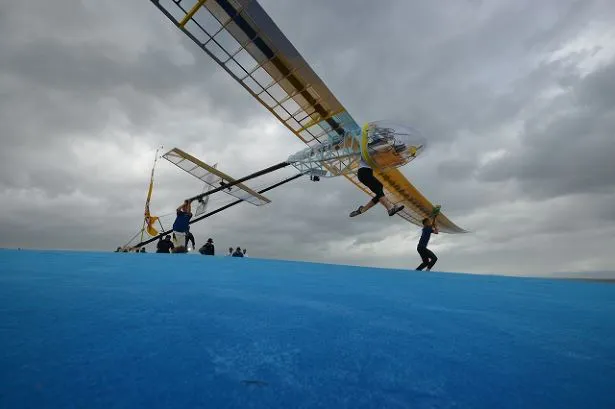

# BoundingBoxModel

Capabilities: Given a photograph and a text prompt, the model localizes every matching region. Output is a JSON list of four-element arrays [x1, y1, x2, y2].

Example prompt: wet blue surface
[[1, 249, 614, 408]]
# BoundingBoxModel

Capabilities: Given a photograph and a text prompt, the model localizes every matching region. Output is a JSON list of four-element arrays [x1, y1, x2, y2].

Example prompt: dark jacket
[[199, 242, 215, 255], [156, 238, 174, 253]]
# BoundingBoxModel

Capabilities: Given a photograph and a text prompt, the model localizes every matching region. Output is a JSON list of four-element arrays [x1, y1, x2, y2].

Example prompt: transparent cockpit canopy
[[365, 120, 427, 170]]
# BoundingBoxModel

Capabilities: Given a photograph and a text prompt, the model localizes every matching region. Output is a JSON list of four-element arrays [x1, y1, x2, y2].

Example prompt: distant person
[[156, 235, 174, 253], [115, 247, 122, 252], [139, 247, 146, 253], [242, 248, 248, 257], [199, 238, 215, 255], [227, 247, 233, 256], [232, 247, 244, 257], [172, 200, 192, 253], [349, 155, 404, 218], [416, 217, 439, 271]]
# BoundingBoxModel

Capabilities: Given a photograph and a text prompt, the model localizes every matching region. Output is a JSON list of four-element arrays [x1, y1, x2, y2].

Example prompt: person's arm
[[432, 217, 439, 234], [177, 200, 191, 212]]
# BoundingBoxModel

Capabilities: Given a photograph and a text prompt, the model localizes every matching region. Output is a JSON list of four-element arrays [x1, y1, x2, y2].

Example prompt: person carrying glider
[[416, 212, 439, 271], [350, 156, 404, 218], [172, 200, 192, 252]]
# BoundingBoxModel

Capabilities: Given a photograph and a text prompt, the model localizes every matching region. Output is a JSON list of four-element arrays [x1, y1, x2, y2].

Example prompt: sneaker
[[349, 206, 364, 217], [388, 204, 404, 216]]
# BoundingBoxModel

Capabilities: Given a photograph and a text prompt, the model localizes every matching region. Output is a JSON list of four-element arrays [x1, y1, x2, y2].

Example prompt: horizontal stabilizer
[[163, 148, 271, 206]]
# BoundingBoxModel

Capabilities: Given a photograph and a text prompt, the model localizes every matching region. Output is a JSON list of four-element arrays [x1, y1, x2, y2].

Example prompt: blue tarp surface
[[1, 249, 614, 408]]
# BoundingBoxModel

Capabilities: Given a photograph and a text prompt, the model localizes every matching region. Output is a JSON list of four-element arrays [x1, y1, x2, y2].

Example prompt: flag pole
[[141, 145, 163, 243]]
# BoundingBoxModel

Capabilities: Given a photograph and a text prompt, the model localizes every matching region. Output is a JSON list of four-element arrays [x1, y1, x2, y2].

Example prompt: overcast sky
[[1, 0, 614, 276]]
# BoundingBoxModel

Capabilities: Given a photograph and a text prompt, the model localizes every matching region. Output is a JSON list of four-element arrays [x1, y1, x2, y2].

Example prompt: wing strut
[[186, 161, 290, 202], [134, 172, 303, 248]]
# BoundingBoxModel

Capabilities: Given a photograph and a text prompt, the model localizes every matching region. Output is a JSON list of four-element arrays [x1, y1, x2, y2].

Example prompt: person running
[[416, 217, 439, 271], [349, 157, 404, 218], [172, 200, 192, 253]]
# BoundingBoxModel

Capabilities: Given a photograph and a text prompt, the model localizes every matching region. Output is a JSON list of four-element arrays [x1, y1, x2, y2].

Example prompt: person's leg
[[416, 247, 430, 270], [351, 168, 402, 216], [423, 248, 438, 271], [173, 232, 187, 252]]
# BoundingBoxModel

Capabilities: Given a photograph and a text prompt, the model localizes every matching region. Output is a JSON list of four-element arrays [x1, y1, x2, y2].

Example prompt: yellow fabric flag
[[146, 215, 159, 236]]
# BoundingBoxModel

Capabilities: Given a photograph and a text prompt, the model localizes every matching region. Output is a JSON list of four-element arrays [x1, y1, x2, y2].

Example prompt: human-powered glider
[[149, 0, 466, 233]]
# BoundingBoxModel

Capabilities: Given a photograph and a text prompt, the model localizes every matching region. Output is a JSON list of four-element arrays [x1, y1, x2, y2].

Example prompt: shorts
[[172, 231, 186, 246], [357, 167, 384, 202]]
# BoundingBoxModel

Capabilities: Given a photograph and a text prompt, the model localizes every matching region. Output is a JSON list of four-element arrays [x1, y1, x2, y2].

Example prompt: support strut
[[186, 161, 290, 203]]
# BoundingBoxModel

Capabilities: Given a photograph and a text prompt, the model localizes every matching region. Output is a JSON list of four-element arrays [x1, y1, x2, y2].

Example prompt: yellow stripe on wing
[[179, 0, 208, 28]]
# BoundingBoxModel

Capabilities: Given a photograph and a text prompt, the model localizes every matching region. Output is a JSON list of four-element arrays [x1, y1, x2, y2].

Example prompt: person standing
[[416, 217, 439, 271]]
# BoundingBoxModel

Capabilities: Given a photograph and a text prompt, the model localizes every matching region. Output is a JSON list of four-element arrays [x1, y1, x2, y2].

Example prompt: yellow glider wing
[[345, 168, 467, 234], [151, 0, 362, 150]]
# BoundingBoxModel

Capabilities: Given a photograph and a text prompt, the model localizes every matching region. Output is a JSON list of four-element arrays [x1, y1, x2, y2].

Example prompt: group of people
[[153, 201, 249, 257], [115, 246, 146, 253], [154, 235, 248, 257]]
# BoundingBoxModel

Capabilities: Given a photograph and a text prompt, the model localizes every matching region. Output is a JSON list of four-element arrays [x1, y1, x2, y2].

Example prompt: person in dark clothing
[[199, 238, 215, 255], [156, 235, 175, 253], [231, 247, 244, 257], [416, 217, 439, 271]]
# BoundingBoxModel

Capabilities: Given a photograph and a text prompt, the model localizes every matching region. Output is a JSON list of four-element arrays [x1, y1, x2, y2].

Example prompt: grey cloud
[[477, 58, 615, 198], [437, 159, 476, 181]]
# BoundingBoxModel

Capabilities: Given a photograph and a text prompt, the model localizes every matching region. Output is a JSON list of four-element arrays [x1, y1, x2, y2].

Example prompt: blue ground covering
[[1, 249, 614, 409]]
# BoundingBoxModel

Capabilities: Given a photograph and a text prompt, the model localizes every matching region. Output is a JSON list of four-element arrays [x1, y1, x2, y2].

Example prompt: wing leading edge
[[151, 0, 361, 149]]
